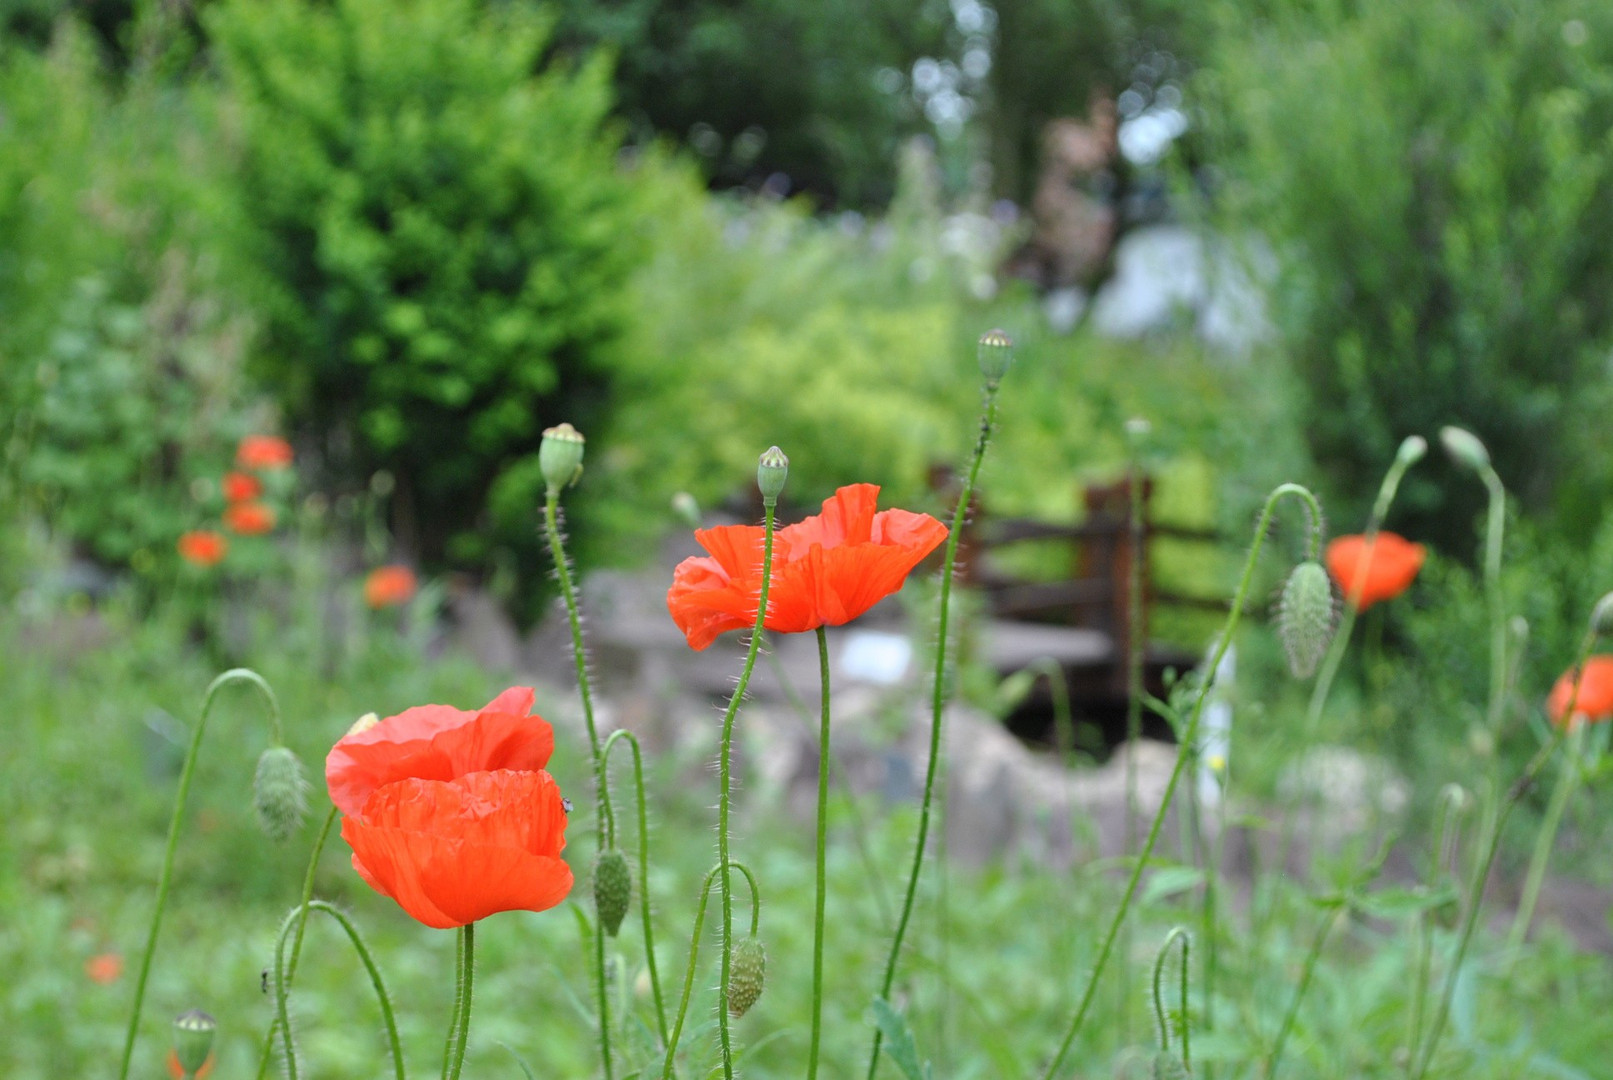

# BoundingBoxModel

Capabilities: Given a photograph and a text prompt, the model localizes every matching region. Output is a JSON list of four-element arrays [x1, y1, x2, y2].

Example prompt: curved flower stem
[[1040, 483, 1320, 1079], [1506, 723, 1584, 955], [544, 491, 617, 1078], [867, 382, 1000, 1079], [443, 923, 476, 1080], [808, 626, 833, 1079], [118, 668, 280, 1080], [1479, 468, 1508, 737], [662, 861, 762, 1079], [1266, 905, 1342, 1077], [1151, 927, 1191, 1067], [255, 803, 341, 1080], [603, 729, 670, 1045], [271, 900, 407, 1080], [1410, 632, 1595, 1080]]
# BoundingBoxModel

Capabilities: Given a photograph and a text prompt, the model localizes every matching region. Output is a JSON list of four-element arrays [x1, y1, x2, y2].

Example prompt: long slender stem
[[1041, 483, 1321, 1079], [1122, 451, 1145, 1049], [441, 925, 466, 1080], [1404, 914, 1432, 1074], [808, 626, 833, 1079], [867, 383, 1000, 1079], [1507, 723, 1584, 955], [445, 923, 475, 1080], [272, 907, 304, 1080], [545, 492, 617, 1079], [1266, 906, 1342, 1076], [717, 502, 777, 1078], [662, 862, 762, 1078], [1480, 470, 1507, 736], [1151, 928, 1191, 1067], [256, 803, 341, 1080], [603, 729, 670, 1045], [118, 668, 280, 1080]]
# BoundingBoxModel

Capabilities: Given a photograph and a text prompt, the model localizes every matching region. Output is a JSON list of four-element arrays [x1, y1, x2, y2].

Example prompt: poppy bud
[[1592, 591, 1613, 638], [728, 935, 767, 1017], [671, 491, 701, 529], [592, 849, 632, 938], [1396, 434, 1428, 466], [172, 1009, 216, 1077], [1439, 426, 1489, 472], [977, 327, 1014, 385], [757, 446, 789, 504], [540, 423, 586, 496], [253, 745, 310, 842], [1151, 1051, 1191, 1079], [1278, 560, 1334, 680]]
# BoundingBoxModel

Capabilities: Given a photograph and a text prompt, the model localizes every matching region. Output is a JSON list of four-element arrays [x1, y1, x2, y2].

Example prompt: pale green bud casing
[[540, 423, 586, 496], [1278, 561, 1335, 680], [1396, 433, 1428, 466], [977, 327, 1014, 384], [172, 1009, 216, 1076], [757, 446, 789, 503], [592, 848, 632, 938], [1591, 590, 1613, 638], [1439, 426, 1490, 472], [1151, 1051, 1191, 1079], [728, 936, 767, 1017], [670, 491, 701, 529], [253, 745, 309, 842]]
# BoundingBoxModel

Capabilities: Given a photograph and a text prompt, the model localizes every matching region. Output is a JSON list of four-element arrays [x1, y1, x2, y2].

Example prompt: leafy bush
[[1205, 0, 1613, 549], [210, 0, 646, 582]]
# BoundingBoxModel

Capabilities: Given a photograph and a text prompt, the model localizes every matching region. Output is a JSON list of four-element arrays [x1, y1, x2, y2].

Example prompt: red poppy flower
[[236, 434, 294, 470], [222, 470, 263, 503], [224, 501, 277, 536], [177, 530, 227, 568], [1547, 655, 1613, 727], [85, 952, 122, 985], [667, 483, 948, 650], [1324, 532, 1426, 610], [364, 565, 418, 609], [326, 688, 571, 928], [167, 1049, 214, 1079]]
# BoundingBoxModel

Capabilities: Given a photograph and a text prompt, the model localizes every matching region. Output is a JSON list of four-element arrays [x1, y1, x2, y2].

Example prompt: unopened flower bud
[[1439, 426, 1489, 472], [728, 935, 767, 1017], [977, 327, 1014, 384], [1152, 1051, 1191, 1080], [172, 1009, 216, 1077], [253, 746, 309, 842], [592, 849, 632, 938], [1278, 561, 1335, 680], [1396, 434, 1428, 466], [670, 491, 701, 529], [347, 711, 380, 736], [540, 423, 586, 496], [757, 446, 788, 504], [1591, 591, 1613, 638]]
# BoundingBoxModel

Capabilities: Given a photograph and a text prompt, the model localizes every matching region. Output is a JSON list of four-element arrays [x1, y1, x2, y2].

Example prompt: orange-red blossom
[[1325, 531, 1426, 610]]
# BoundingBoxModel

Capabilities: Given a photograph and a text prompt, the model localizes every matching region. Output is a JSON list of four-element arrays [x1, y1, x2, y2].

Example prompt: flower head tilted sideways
[[325, 687, 573, 928], [1324, 531, 1426, 611], [667, 482, 948, 650], [1547, 656, 1613, 728]]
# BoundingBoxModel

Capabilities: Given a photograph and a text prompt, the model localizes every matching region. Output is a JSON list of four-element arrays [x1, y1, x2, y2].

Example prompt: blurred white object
[[1198, 644, 1234, 807], [839, 630, 913, 685]]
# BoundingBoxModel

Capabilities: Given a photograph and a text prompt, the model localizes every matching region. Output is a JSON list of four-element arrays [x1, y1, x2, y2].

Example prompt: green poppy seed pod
[[1152, 1051, 1191, 1080], [1439, 426, 1489, 472], [1278, 560, 1335, 680], [728, 935, 767, 1017], [253, 745, 309, 842], [172, 1009, 216, 1077], [539, 423, 586, 496], [592, 848, 632, 938], [1396, 434, 1428, 466], [1591, 591, 1613, 638], [757, 446, 788, 504], [977, 327, 1014, 384]]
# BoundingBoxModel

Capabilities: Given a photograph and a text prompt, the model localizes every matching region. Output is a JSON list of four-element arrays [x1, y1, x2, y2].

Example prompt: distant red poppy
[[1547, 655, 1613, 727], [224, 501, 276, 536], [167, 1049, 214, 1079], [1325, 532, 1426, 610], [667, 483, 948, 650], [236, 435, 294, 470], [85, 952, 122, 985], [364, 565, 418, 609], [325, 688, 571, 928], [177, 531, 227, 568], [222, 471, 263, 503]]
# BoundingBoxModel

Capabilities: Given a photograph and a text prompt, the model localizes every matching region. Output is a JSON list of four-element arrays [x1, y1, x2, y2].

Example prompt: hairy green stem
[[255, 803, 341, 1080], [1507, 722, 1585, 955], [1152, 927, 1191, 1068], [867, 383, 1000, 1079], [118, 668, 280, 1080], [441, 927, 465, 1080], [603, 729, 670, 1045], [1267, 906, 1343, 1076], [662, 862, 762, 1078], [1041, 483, 1321, 1079], [808, 626, 833, 1078], [444, 923, 475, 1080], [1123, 452, 1146, 1048]]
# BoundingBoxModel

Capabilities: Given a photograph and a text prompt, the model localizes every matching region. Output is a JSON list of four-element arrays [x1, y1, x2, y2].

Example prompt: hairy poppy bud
[[728, 935, 767, 1017], [1396, 434, 1428, 466], [540, 423, 586, 496], [253, 746, 310, 842], [1152, 1051, 1191, 1079], [1439, 426, 1489, 472], [172, 1009, 216, 1077], [1278, 560, 1334, 680], [1592, 591, 1613, 638], [757, 446, 788, 504], [593, 849, 632, 938], [977, 327, 1014, 384]]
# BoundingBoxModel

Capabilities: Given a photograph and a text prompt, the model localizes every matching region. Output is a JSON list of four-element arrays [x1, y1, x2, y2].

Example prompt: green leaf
[[871, 997, 932, 1080], [1141, 866, 1207, 908], [1350, 885, 1459, 921]]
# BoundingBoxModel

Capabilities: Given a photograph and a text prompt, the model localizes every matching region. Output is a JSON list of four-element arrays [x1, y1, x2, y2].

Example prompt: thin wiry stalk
[[603, 729, 670, 1045], [808, 626, 833, 1078], [444, 923, 475, 1080], [662, 862, 762, 1079], [1266, 907, 1342, 1076], [255, 803, 341, 1080]]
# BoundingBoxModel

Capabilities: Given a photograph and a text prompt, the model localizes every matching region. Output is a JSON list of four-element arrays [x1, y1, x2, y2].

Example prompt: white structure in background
[[1198, 643, 1234, 808], [1087, 226, 1273, 353]]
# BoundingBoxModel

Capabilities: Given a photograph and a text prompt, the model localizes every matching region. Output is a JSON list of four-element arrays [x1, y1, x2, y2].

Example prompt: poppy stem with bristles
[[807, 625, 833, 1079], [603, 729, 670, 1045], [118, 668, 281, 1080], [1507, 722, 1584, 957], [662, 861, 762, 1078], [444, 922, 476, 1080]]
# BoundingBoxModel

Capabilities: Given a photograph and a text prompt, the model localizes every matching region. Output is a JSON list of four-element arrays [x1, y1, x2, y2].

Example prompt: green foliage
[[210, 0, 646, 583], [1205, 0, 1613, 548]]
